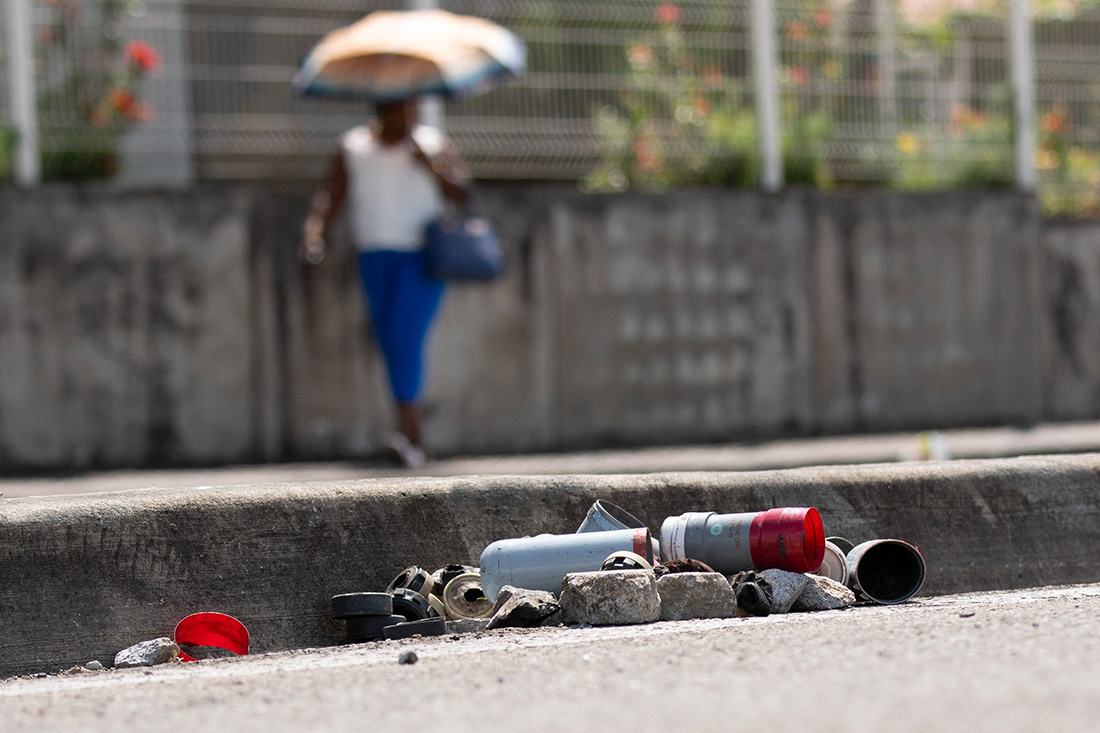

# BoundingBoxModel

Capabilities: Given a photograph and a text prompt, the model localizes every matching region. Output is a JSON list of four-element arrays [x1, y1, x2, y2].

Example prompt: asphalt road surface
[[2, 583, 1097, 732]]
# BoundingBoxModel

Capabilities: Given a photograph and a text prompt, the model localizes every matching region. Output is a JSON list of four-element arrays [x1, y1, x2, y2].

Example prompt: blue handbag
[[422, 214, 505, 282]]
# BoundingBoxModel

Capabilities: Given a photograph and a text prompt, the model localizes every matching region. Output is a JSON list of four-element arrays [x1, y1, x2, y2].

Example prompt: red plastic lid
[[174, 612, 250, 661], [749, 507, 826, 574]]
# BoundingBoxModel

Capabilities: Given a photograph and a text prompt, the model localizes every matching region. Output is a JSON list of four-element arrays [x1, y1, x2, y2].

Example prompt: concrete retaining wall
[[3, 455, 1100, 676], [2, 185, 1086, 469]]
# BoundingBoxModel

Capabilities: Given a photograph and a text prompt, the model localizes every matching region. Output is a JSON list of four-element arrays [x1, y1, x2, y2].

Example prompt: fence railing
[[3, 0, 1100, 215]]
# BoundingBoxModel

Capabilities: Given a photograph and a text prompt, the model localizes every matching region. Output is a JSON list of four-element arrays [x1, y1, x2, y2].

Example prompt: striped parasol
[[293, 9, 526, 101]]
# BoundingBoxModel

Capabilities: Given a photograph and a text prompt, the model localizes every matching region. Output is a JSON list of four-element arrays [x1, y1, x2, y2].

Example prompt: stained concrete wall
[[0, 185, 1083, 469]]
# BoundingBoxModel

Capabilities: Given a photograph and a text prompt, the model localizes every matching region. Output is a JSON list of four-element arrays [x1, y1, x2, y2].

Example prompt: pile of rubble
[[330, 500, 926, 639], [102, 500, 925, 671]]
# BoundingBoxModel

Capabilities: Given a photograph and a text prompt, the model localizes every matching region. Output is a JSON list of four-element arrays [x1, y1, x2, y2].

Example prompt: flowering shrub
[[893, 100, 1014, 190], [584, 2, 759, 191], [37, 0, 161, 180], [1033, 103, 1100, 218], [581, 0, 1100, 215]]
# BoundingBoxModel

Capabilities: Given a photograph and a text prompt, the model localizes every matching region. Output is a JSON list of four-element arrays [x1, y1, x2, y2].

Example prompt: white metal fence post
[[1009, 0, 1036, 191], [874, 0, 898, 140], [6, 0, 40, 185], [408, 0, 444, 131], [751, 0, 782, 191]]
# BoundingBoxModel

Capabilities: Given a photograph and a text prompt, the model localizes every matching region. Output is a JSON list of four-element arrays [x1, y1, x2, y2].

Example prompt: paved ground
[[5, 421, 1100, 498], [2, 583, 1097, 732]]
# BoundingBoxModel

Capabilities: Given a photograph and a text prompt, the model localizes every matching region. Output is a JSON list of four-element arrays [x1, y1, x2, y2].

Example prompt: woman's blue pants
[[356, 250, 446, 404]]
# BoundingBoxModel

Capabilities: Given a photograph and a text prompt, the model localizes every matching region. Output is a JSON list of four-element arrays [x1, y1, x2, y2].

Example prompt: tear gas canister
[[659, 507, 825, 575], [479, 528, 656, 601]]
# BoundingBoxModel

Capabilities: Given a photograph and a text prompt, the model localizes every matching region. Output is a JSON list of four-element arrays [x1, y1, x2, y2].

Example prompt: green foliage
[[583, 3, 761, 191], [892, 100, 1014, 191], [37, 0, 160, 181], [1034, 103, 1100, 218], [784, 108, 833, 188], [0, 126, 16, 182]]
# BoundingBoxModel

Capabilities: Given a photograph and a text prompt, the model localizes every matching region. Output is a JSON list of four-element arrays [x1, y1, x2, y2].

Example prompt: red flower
[[815, 9, 833, 29], [789, 66, 810, 86], [655, 2, 682, 25], [126, 40, 161, 73], [629, 44, 654, 65], [702, 65, 724, 89], [109, 88, 136, 115], [1042, 113, 1066, 134], [786, 21, 809, 41]]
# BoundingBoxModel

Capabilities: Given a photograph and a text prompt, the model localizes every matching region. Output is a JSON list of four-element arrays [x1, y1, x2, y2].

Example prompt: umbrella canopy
[[293, 9, 526, 101]]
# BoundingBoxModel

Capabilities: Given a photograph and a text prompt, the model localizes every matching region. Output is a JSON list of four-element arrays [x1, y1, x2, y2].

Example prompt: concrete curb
[[3, 454, 1100, 677]]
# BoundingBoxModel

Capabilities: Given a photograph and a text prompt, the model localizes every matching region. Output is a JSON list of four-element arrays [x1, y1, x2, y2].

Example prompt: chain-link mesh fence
[[1, 7, 13, 182], [3, 0, 1100, 214], [1035, 9, 1100, 216]]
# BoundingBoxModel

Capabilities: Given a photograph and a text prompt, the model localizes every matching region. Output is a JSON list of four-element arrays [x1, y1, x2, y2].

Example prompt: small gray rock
[[84, 660, 104, 671], [445, 618, 490, 634], [560, 570, 660, 626], [490, 585, 518, 615], [398, 650, 418, 665], [539, 609, 565, 627], [758, 569, 810, 614], [792, 574, 856, 611], [113, 638, 180, 669], [487, 588, 561, 629], [657, 572, 737, 620]]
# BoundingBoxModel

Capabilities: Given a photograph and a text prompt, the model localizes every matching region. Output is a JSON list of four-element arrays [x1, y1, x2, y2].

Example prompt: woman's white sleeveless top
[[340, 124, 446, 252]]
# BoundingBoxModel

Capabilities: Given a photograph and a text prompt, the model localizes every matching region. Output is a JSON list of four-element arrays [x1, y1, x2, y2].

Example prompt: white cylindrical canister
[[479, 528, 655, 601]]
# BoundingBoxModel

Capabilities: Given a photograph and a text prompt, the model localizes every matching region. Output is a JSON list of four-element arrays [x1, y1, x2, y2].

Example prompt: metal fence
[[2, 0, 1100, 215]]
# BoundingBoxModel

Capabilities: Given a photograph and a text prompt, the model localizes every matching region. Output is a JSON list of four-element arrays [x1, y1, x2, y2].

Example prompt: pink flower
[[655, 2, 682, 25], [702, 65, 724, 89], [629, 44, 654, 65], [786, 21, 809, 41], [789, 66, 810, 86]]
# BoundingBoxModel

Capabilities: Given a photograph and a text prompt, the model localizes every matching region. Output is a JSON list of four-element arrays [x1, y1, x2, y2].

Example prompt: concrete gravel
[[3, 583, 1098, 732]]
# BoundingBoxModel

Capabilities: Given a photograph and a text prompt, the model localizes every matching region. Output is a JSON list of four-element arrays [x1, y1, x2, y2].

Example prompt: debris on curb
[[560, 570, 661, 626], [319, 500, 924, 654], [332, 592, 403, 643], [486, 586, 560, 629], [441, 573, 494, 620], [815, 540, 850, 585], [731, 570, 774, 616], [85, 660, 104, 671], [792, 575, 856, 611], [174, 612, 250, 661], [658, 558, 717, 575], [446, 618, 490, 634], [387, 566, 435, 597], [657, 571, 736, 620], [390, 587, 436, 622], [384, 617, 446, 640], [601, 551, 652, 571], [114, 638, 180, 668], [479, 528, 658, 600], [846, 539, 926, 605], [398, 650, 418, 665], [661, 508, 825, 575], [757, 569, 811, 613]]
